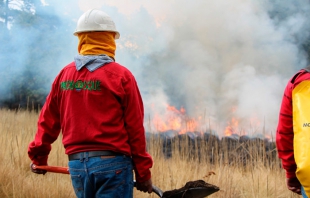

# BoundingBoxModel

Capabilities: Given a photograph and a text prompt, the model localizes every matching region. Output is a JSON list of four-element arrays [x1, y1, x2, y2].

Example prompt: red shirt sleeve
[[276, 79, 296, 178], [122, 74, 153, 182], [28, 80, 61, 165], [276, 70, 310, 178]]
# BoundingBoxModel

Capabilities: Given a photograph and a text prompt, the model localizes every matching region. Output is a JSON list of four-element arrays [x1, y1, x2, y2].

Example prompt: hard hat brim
[[73, 30, 120, 39]]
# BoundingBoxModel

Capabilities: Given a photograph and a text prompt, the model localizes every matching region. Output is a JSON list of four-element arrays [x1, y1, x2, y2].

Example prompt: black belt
[[68, 151, 122, 161]]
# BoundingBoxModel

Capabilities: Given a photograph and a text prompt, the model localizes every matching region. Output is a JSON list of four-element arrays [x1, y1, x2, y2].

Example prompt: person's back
[[277, 66, 310, 198], [28, 9, 153, 198], [55, 60, 142, 155]]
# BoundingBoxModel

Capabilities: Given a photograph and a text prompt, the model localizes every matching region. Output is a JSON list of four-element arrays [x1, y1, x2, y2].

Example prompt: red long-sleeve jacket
[[276, 68, 310, 178], [28, 61, 153, 182]]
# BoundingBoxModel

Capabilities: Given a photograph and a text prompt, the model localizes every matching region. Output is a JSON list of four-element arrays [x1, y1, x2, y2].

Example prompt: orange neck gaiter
[[77, 32, 116, 59]]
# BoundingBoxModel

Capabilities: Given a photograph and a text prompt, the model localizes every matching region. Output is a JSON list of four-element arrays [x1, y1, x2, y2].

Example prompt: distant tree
[[0, 0, 76, 110], [0, 0, 37, 28]]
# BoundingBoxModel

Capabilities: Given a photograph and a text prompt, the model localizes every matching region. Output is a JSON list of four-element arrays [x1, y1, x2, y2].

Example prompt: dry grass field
[[0, 109, 301, 198]]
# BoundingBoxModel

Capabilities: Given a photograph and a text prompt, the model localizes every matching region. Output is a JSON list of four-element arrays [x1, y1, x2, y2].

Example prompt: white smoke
[[47, 0, 310, 137]]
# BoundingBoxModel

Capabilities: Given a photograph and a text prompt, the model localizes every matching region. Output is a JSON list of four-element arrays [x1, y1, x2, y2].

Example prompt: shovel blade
[[163, 187, 219, 198], [162, 180, 220, 198]]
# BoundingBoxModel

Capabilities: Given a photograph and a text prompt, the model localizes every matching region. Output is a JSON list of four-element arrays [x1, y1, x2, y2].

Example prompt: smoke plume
[[88, 0, 310, 137], [4, 0, 310, 137]]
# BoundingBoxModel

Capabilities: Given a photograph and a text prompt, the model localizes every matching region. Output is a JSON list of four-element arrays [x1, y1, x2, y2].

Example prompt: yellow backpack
[[293, 79, 310, 197]]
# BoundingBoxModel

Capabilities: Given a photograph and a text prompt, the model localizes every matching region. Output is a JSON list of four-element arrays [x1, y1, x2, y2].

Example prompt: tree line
[[0, 0, 76, 110]]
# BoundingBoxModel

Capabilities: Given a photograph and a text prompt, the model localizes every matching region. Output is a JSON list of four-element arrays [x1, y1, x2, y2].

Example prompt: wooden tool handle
[[33, 165, 69, 174]]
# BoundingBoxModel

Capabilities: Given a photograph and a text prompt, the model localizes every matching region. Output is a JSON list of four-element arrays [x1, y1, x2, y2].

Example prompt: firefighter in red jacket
[[28, 9, 153, 198], [276, 67, 310, 198]]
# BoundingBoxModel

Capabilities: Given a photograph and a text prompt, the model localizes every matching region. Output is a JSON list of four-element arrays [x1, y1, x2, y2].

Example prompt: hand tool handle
[[33, 165, 69, 174], [133, 180, 163, 197], [152, 184, 164, 197], [33, 165, 164, 197]]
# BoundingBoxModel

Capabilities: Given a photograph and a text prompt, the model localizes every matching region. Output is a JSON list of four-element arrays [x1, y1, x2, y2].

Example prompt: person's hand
[[136, 179, 153, 193], [286, 177, 301, 195], [30, 163, 47, 175]]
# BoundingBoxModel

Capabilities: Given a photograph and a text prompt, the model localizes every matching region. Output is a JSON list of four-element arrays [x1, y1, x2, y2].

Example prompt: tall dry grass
[[0, 109, 300, 198]]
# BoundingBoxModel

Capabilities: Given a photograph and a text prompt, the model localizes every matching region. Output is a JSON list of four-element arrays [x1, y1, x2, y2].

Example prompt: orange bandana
[[77, 32, 116, 59]]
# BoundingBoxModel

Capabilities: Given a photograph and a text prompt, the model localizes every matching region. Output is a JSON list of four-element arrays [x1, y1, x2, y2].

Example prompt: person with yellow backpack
[[276, 66, 310, 198]]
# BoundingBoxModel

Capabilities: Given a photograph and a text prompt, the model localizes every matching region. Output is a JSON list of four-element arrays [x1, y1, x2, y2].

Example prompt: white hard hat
[[74, 9, 120, 39]]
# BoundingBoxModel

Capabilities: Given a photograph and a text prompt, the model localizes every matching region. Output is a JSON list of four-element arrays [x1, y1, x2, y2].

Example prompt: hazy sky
[[43, 0, 310, 137]]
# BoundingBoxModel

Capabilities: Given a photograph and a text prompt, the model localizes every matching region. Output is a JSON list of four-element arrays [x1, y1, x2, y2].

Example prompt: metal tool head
[[161, 180, 220, 198]]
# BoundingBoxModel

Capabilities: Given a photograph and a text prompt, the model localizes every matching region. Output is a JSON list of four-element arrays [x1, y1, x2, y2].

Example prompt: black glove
[[286, 177, 301, 195], [30, 163, 47, 175], [136, 179, 153, 193]]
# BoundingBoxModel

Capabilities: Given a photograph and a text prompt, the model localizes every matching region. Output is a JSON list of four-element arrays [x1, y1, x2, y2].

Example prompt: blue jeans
[[302, 186, 308, 198], [68, 153, 134, 198]]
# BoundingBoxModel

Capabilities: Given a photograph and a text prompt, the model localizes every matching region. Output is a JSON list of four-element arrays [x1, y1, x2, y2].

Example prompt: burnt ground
[[162, 180, 220, 198]]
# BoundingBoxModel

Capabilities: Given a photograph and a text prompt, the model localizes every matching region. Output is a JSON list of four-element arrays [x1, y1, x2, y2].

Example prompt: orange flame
[[150, 104, 272, 140], [152, 104, 198, 134], [224, 117, 239, 136]]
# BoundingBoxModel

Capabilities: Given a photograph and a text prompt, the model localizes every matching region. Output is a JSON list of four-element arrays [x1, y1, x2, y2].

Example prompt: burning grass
[[0, 109, 300, 198]]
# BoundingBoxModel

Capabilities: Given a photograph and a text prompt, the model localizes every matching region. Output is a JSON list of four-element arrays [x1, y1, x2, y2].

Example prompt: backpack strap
[[291, 65, 310, 83]]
